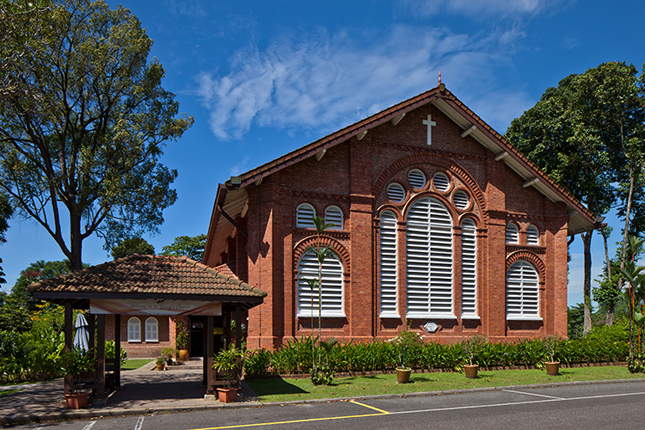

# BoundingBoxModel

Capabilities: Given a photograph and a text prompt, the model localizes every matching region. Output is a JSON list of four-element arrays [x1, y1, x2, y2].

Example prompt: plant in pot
[[156, 357, 165, 371], [461, 335, 484, 379], [393, 323, 422, 383], [212, 343, 245, 403], [60, 347, 95, 409], [175, 321, 190, 361], [161, 346, 176, 366], [543, 335, 562, 376]]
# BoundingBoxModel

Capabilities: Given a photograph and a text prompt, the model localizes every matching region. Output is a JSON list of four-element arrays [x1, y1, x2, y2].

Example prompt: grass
[[246, 366, 645, 402], [122, 359, 154, 370], [0, 389, 21, 398]]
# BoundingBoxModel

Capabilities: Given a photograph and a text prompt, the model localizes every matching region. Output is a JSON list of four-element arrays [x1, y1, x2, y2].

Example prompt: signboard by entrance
[[90, 299, 222, 316]]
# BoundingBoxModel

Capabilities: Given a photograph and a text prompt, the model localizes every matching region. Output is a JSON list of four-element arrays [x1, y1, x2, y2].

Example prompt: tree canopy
[[0, 0, 193, 271], [110, 237, 155, 259], [160, 234, 207, 261]]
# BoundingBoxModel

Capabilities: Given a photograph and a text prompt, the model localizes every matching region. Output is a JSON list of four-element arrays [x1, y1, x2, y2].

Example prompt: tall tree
[[160, 234, 207, 261], [504, 62, 643, 333], [0, 0, 193, 272], [0, 192, 13, 284], [110, 237, 154, 259]]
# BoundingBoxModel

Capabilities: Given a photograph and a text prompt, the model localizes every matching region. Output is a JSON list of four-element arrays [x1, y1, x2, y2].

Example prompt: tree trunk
[[600, 227, 614, 325], [583, 231, 593, 335], [70, 211, 83, 271]]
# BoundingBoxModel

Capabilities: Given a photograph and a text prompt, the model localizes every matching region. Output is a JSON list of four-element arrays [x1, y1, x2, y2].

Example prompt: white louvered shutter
[[296, 203, 316, 228], [297, 250, 344, 317], [453, 190, 470, 210], [387, 183, 405, 202], [379, 210, 398, 317], [506, 260, 540, 319], [433, 172, 450, 192], [506, 223, 519, 244], [527, 224, 539, 245], [325, 205, 343, 230], [406, 197, 453, 318], [461, 219, 477, 317], [408, 169, 426, 189]]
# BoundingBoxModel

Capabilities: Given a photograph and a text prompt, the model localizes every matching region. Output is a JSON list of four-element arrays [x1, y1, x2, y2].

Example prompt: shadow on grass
[[247, 378, 309, 396]]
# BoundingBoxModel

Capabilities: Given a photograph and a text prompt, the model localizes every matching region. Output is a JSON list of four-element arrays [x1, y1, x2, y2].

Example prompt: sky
[[2, 0, 644, 308]]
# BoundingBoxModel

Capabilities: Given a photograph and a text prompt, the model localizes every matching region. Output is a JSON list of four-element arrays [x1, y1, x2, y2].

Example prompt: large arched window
[[324, 205, 343, 230], [145, 317, 159, 342], [526, 224, 539, 246], [297, 249, 344, 317], [406, 197, 453, 318], [379, 210, 398, 317], [127, 317, 141, 342], [506, 222, 519, 244], [506, 260, 540, 319], [296, 203, 316, 228], [461, 218, 477, 318]]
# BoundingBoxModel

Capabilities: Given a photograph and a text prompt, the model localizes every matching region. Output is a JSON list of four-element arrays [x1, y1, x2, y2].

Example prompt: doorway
[[190, 316, 204, 357]]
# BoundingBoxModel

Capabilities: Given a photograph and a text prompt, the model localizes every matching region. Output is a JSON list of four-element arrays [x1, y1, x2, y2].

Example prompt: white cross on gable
[[423, 115, 436, 145]]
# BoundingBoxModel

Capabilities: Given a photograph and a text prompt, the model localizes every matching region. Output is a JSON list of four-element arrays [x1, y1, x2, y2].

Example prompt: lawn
[[246, 366, 645, 402], [121, 359, 154, 370]]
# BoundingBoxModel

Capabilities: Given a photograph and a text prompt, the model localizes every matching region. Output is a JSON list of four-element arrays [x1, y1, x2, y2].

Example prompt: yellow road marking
[[190, 401, 390, 430]]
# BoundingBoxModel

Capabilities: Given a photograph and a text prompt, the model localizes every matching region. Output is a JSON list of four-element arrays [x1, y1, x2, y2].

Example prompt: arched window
[[324, 205, 343, 230], [145, 317, 159, 342], [296, 203, 316, 228], [461, 219, 477, 317], [506, 260, 540, 319], [527, 224, 539, 245], [406, 197, 453, 318], [506, 222, 519, 244], [297, 249, 344, 317], [379, 210, 398, 317], [127, 317, 141, 342]]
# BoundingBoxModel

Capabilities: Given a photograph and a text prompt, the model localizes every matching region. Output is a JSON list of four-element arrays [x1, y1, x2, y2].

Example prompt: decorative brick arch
[[372, 153, 488, 222], [402, 192, 456, 223], [506, 251, 546, 282], [293, 235, 351, 273]]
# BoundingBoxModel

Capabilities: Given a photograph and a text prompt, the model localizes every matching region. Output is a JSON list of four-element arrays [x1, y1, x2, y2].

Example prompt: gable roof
[[204, 85, 599, 265], [29, 254, 267, 309]]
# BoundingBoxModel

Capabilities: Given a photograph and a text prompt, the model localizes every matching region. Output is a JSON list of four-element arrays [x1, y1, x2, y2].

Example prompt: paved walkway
[[0, 359, 260, 426]]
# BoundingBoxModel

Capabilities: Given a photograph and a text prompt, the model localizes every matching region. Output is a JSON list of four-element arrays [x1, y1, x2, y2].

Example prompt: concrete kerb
[[3, 377, 645, 426]]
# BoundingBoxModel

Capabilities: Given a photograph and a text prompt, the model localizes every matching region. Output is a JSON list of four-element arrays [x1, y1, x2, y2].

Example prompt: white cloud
[[398, 0, 566, 19], [196, 24, 531, 141]]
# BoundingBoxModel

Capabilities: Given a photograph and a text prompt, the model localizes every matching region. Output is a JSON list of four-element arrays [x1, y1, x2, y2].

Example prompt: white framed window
[[379, 210, 398, 317], [296, 203, 316, 228], [324, 205, 343, 230], [127, 317, 141, 342], [461, 219, 477, 318], [297, 249, 345, 317], [406, 197, 454, 318], [506, 260, 540, 320], [506, 222, 519, 244], [387, 182, 405, 203], [527, 224, 539, 245], [433, 172, 450, 192], [145, 317, 159, 342], [453, 190, 470, 210], [408, 169, 426, 189]]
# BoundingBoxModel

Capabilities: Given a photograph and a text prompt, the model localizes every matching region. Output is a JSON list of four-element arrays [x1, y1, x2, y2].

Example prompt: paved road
[[9, 380, 645, 430]]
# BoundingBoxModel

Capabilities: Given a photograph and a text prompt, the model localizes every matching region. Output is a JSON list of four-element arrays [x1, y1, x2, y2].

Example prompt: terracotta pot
[[178, 349, 190, 361], [217, 387, 237, 403], [545, 361, 560, 376], [464, 364, 479, 379], [65, 392, 89, 409], [396, 367, 411, 384], [156, 363, 164, 371]]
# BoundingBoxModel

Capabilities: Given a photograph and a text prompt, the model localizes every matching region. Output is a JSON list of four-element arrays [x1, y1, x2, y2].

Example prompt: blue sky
[[2, 0, 644, 308]]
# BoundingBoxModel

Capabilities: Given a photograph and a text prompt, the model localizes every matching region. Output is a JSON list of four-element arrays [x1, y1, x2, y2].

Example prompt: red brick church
[[203, 84, 599, 349]]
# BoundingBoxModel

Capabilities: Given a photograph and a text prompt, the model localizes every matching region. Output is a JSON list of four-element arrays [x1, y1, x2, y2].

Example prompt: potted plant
[[461, 335, 484, 379], [156, 357, 165, 371], [175, 321, 190, 361], [543, 336, 561, 376], [212, 344, 245, 403], [60, 347, 95, 409], [161, 346, 176, 366], [393, 323, 422, 383]]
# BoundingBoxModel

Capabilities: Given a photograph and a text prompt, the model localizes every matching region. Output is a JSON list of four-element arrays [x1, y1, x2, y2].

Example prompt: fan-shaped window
[[379, 210, 398, 317], [406, 197, 453, 318], [296, 203, 316, 228], [506, 222, 519, 244], [527, 224, 539, 246], [145, 317, 158, 342], [324, 206, 343, 230], [127, 317, 141, 342], [461, 219, 477, 318], [387, 183, 406, 203], [297, 250, 344, 317], [408, 169, 426, 189], [453, 190, 470, 210], [433, 172, 450, 192], [506, 260, 540, 319]]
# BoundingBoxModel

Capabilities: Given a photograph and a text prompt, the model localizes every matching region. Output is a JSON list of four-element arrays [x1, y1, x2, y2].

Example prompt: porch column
[[206, 315, 214, 393], [64, 301, 73, 395], [114, 314, 121, 387], [96, 315, 106, 399], [235, 304, 242, 349]]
